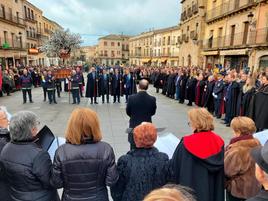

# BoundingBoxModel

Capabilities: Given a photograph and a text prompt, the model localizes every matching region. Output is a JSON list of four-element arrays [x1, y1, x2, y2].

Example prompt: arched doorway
[[188, 55, 192, 66]]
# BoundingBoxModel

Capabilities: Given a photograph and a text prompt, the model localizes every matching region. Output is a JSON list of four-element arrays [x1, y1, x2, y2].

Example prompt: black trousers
[[3, 84, 10, 95], [56, 85, 61, 97], [47, 89, 56, 103], [43, 87, 47, 101], [22, 89, 32, 103], [90, 96, 97, 103], [72, 89, 80, 104], [79, 84, 83, 97], [214, 98, 222, 118], [102, 94, 109, 103], [128, 131, 136, 150]]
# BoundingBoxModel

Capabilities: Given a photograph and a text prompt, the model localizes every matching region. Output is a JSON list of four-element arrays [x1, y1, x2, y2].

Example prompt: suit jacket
[[126, 91, 157, 128]]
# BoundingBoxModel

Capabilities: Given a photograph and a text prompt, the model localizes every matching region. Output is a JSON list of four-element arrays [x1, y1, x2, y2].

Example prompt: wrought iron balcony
[[0, 10, 25, 27]]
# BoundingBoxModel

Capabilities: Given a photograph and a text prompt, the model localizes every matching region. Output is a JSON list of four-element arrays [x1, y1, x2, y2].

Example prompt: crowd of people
[[0, 106, 268, 201], [1, 64, 268, 201]]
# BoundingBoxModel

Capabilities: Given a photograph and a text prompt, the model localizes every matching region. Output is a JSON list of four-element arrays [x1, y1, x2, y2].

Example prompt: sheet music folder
[[35, 125, 55, 151]]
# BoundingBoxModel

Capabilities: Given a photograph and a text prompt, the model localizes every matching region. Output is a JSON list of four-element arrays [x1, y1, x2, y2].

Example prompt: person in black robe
[[202, 75, 216, 114], [111, 69, 123, 103], [170, 108, 225, 201], [224, 74, 240, 127], [241, 76, 255, 117], [154, 69, 164, 93], [85, 67, 99, 104], [98, 69, 110, 104], [167, 71, 176, 99], [249, 72, 268, 131], [162, 71, 169, 95], [236, 73, 247, 116], [195, 73, 206, 107], [185, 72, 197, 106], [178, 70, 188, 104]]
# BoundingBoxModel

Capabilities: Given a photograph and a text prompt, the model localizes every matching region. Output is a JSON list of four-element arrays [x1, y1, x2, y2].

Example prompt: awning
[[220, 49, 248, 56], [202, 51, 219, 56], [161, 58, 167, 63], [169, 58, 179, 61], [142, 59, 151, 63]]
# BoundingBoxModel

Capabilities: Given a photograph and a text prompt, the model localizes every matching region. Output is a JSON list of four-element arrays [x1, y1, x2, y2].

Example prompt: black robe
[[178, 75, 188, 103], [170, 131, 225, 201], [195, 80, 205, 106], [241, 87, 255, 117], [202, 80, 215, 113], [185, 77, 197, 102], [249, 85, 268, 131], [225, 81, 240, 123], [85, 72, 99, 98], [154, 73, 164, 89]]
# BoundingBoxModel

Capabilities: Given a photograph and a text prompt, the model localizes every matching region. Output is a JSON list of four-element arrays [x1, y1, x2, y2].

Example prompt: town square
[[0, 0, 268, 201]]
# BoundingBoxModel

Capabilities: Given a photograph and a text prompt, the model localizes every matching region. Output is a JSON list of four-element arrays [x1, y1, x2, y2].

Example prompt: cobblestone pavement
[[0, 85, 232, 158]]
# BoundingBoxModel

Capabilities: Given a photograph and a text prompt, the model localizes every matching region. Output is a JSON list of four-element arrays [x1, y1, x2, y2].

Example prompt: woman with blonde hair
[[225, 117, 260, 201], [170, 108, 225, 201], [51, 108, 118, 201], [241, 76, 256, 116], [144, 185, 196, 201]]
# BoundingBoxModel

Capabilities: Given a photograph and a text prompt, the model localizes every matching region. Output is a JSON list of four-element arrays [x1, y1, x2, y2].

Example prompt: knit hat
[[133, 122, 157, 148]]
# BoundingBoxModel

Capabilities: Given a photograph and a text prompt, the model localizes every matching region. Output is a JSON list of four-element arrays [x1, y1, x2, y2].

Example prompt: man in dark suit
[[126, 79, 157, 149]]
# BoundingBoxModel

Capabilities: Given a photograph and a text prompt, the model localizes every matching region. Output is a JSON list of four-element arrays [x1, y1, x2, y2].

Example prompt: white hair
[[9, 111, 38, 142]]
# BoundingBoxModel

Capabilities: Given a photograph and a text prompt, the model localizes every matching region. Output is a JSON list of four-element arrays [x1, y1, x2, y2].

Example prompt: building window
[[24, 6, 27, 18], [4, 31, 7, 43], [104, 41, 107, 46], [1, 5, 6, 19], [15, 0, 18, 3], [31, 10, 34, 20], [111, 42, 115, 46], [118, 42, 120, 46]]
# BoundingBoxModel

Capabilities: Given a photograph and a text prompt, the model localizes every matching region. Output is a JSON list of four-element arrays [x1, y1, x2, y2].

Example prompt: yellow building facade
[[203, 0, 268, 71], [0, 0, 62, 69], [129, 26, 180, 67], [97, 34, 130, 66]]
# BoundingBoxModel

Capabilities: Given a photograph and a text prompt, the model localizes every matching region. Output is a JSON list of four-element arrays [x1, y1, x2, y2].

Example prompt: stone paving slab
[[0, 85, 232, 158]]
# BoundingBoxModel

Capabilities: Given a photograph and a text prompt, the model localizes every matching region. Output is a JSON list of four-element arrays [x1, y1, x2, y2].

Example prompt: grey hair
[[9, 111, 38, 142], [163, 184, 197, 201]]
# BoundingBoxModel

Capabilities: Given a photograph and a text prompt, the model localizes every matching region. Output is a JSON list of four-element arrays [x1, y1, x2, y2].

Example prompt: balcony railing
[[0, 10, 25, 27], [182, 34, 189, 43], [26, 31, 39, 40], [44, 28, 51, 34], [206, 0, 255, 22], [203, 28, 268, 49], [190, 31, 198, 40], [0, 37, 26, 50]]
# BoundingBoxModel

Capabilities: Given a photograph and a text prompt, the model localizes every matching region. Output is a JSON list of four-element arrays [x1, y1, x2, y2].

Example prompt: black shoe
[[49, 102, 52, 104], [72, 102, 76, 104], [43, 99, 46, 102], [90, 102, 93, 104], [216, 116, 222, 119], [102, 101, 104, 104], [187, 103, 192, 106], [81, 95, 84, 97], [113, 101, 116, 103], [77, 102, 80, 104], [54, 102, 57, 104], [226, 124, 230, 127], [23, 102, 26, 104], [94, 102, 98, 104], [30, 101, 33, 103]]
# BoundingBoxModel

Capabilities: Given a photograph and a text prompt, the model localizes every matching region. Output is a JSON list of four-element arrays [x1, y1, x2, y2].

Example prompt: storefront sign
[[28, 48, 39, 54]]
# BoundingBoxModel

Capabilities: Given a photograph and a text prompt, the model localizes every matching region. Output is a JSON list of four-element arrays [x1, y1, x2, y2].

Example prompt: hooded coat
[[170, 131, 225, 201]]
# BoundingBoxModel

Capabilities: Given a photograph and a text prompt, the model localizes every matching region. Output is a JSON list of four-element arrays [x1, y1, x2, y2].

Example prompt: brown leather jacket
[[225, 137, 261, 199]]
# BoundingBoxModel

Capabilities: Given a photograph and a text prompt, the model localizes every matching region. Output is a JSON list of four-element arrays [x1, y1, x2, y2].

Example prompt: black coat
[[170, 131, 225, 201], [126, 91, 157, 128], [178, 75, 188, 101], [111, 74, 123, 96], [167, 74, 176, 96], [99, 74, 111, 95], [203, 81, 215, 113], [0, 128, 11, 201], [249, 85, 268, 131], [85, 72, 99, 98], [241, 87, 255, 117], [225, 81, 240, 121], [111, 148, 169, 201], [0, 141, 58, 201], [51, 141, 118, 201], [185, 77, 197, 102], [154, 73, 164, 89], [247, 190, 268, 201]]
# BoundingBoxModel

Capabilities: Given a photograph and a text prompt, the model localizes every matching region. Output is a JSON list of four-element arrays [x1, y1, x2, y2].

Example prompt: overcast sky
[[28, 0, 181, 46]]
